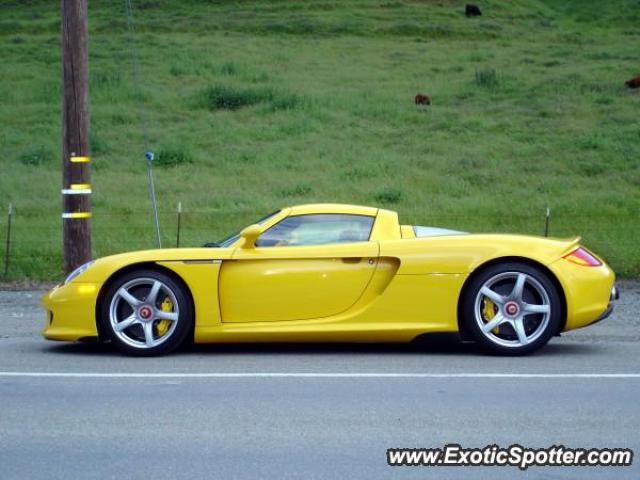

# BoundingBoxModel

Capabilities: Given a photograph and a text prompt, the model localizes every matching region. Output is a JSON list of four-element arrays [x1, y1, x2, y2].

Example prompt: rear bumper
[[41, 282, 100, 341], [549, 259, 615, 331], [589, 285, 619, 326]]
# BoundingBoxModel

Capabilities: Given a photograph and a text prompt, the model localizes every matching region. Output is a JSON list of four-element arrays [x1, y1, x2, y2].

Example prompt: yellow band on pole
[[70, 156, 91, 163], [70, 183, 91, 190], [62, 212, 92, 219]]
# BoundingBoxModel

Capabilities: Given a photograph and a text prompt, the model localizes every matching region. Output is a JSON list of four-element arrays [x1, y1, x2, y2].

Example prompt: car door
[[219, 213, 379, 322]]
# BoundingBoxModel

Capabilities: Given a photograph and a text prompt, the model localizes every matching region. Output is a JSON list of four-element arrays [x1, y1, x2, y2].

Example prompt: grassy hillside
[[1, 0, 639, 280]]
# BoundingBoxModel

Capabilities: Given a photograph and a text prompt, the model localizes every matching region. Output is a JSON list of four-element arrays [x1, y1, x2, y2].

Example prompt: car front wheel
[[100, 270, 193, 356]]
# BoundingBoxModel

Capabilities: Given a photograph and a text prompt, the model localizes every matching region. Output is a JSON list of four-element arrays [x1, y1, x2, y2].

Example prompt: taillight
[[563, 247, 602, 267]]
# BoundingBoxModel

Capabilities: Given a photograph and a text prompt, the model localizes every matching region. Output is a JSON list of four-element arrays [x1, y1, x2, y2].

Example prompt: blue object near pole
[[146, 152, 162, 248]]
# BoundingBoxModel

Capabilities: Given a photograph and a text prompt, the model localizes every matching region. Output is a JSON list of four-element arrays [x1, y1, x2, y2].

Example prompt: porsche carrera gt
[[42, 204, 618, 356]]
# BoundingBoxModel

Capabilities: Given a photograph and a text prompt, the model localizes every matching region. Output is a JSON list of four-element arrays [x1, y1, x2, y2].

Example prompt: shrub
[[374, 188, 402, 204], [380, 2, 405, 8], [279, 184, 312, 198], [474, 68, 499, 87], [90, 132, 107, 155], [200, 85, 305, 112], [268, 92, 303, 111], [18, 146, 53, 166], [202, 85, 272, 110], [155, 147, 193, 167], [90, 71, 121, 89], [169, 64, 185, 76], [220, 61, 238, 75]]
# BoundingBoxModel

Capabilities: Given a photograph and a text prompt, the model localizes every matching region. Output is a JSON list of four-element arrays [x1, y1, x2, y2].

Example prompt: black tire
[[99, 269, 193, 356], [460, 262, 562, 356]]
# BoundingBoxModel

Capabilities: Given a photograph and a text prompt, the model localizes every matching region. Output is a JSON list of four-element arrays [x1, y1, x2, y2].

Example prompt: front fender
[[71, 247, 234, 285]]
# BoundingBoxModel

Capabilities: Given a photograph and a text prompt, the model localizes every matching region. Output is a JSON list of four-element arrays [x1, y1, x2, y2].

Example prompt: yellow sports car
[[42, 204, 618, 356]]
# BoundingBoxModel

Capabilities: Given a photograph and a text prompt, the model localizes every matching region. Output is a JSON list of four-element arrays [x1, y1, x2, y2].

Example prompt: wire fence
[[1, 204, 639, 280]]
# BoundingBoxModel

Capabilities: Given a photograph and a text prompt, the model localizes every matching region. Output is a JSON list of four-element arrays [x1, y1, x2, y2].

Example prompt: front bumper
[[41, 282, 100, 341]]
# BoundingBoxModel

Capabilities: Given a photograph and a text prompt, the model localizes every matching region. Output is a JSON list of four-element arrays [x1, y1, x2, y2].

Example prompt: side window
[[256, 214, 374, 247]]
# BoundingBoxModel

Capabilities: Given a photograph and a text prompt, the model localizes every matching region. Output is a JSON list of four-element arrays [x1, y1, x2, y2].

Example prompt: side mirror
[[239, 224, 262, 249]]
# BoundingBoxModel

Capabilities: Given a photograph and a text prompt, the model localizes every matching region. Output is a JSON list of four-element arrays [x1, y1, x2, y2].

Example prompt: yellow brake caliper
[[482, 298, 500, 334], [157, 297, 173, 336]]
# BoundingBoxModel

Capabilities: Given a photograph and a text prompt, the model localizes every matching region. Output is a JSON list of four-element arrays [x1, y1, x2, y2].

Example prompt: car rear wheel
[[99, 270, 193, 356], [461, 262, 562, 355]]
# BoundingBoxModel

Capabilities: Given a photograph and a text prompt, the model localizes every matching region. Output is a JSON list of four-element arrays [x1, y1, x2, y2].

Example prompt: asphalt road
[[1, 281, 639, 479]]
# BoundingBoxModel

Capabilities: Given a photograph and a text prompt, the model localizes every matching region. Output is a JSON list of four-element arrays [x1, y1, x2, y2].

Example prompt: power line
[[123, 0, 162, 248]]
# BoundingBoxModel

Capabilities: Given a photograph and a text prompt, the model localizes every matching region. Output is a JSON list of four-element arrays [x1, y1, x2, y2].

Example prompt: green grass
[[1, 0, 639, 280]]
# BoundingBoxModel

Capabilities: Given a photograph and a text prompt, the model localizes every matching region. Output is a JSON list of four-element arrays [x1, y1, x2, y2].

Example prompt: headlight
[[63, 261, 95, 284]]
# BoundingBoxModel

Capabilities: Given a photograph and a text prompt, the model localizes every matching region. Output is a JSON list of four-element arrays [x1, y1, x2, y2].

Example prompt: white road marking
[[0, 372, 639, 379]]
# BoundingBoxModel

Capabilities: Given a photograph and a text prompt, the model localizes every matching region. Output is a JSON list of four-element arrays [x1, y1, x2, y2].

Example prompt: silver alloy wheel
[[473, 271, 551, 348], [108, 277, 180, 349]]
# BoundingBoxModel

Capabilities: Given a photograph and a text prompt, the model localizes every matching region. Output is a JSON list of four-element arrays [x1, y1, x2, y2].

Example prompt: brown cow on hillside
[[414, 93, 431, 105], [625, 76, 640, 89], [465, 4, 482, 17]]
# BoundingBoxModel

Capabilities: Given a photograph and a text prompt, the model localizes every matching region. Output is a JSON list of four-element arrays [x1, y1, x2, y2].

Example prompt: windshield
[[216, 210, 281, 247]]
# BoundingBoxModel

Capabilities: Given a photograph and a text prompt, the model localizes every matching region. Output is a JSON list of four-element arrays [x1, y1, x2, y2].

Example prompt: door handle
[[341, 257, 362, 264], [340, 257, 376, 265]]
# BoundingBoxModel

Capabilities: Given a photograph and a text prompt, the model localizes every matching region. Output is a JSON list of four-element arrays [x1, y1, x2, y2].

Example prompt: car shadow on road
[[185, 333, 473, 355], [40, 334, 603, 357]]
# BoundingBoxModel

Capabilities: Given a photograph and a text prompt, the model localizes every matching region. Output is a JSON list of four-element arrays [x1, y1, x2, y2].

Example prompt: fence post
[[4, 203, 12, 278], [176, 201, 182, 248], [544, 206, 550, 237]]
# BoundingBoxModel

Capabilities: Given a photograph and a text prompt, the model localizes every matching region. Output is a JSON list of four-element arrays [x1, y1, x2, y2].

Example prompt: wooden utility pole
[[62, 0, 92, 274]]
